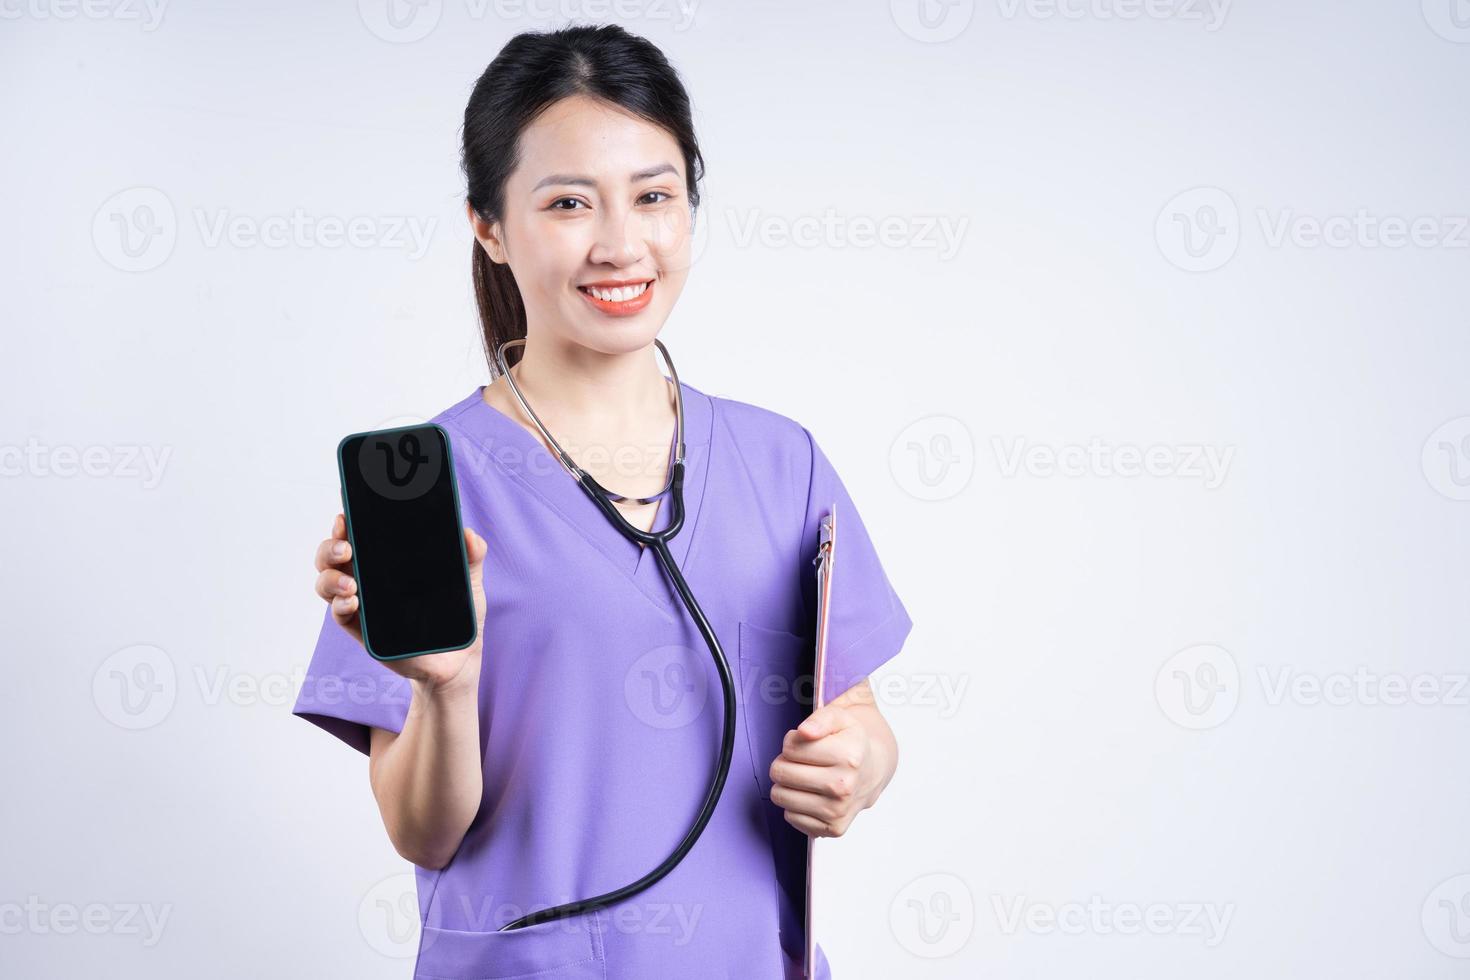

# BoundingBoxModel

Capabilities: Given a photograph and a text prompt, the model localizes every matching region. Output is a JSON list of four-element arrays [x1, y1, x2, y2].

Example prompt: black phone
[[336, 423, 477, 661]]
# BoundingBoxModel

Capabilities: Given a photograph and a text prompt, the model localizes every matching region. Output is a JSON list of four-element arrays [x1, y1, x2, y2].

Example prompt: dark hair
[[461, 24, 705, 378]]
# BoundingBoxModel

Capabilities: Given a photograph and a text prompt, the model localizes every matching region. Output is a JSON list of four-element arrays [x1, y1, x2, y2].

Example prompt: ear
[[464, 201, 507, 264]]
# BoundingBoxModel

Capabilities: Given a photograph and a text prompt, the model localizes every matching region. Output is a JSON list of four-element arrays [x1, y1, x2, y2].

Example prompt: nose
[[587, 205, 645, 268]]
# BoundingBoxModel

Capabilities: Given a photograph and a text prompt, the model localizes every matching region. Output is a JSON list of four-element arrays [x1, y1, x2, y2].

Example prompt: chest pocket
[[736, 621, 815, 800]]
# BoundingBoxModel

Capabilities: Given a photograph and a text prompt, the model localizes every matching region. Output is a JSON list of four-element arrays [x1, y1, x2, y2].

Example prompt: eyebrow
[[531, 162, 679, 192]]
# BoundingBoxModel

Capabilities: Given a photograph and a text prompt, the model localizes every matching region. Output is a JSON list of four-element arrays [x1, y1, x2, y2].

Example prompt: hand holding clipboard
[[803, 504, 837, 979]]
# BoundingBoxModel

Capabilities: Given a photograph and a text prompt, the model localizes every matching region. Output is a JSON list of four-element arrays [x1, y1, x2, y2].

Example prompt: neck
[[506, 334, 672, 429]]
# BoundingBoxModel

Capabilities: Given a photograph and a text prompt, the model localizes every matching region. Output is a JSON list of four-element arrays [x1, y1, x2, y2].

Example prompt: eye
[[549, 197, 588, 211], [640, 191, 675, 206]]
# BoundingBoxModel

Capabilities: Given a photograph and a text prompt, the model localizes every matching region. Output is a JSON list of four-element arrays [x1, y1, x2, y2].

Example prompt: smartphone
[[336, 423, 477, 661]]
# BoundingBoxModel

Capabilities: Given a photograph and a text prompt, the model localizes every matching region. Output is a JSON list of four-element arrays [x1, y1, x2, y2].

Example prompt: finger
[[770, 782, 842, 822], [795, 703, 856, 741], [330, 593, 359, 623], [773, 747, 862, 797], [768, 756, 836, 795], [782, 809, 833, 839], [782, 726, 861, 768], [315, 567, 357, 601], [314, 535, 352, 572]]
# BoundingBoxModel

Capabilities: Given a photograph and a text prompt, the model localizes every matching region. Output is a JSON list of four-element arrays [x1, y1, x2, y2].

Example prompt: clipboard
[[804, 503, 837, 979]]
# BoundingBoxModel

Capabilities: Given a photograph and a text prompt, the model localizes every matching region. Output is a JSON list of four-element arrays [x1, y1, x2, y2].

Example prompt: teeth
[[585, 281, 649, 302]]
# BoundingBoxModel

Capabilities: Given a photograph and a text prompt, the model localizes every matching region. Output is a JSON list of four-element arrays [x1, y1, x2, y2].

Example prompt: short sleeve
[[800, 427, 914, 699], [291, 604, 413, 756]]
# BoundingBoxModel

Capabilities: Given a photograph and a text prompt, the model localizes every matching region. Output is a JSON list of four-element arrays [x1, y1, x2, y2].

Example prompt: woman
[[295, 24, 913, 979]]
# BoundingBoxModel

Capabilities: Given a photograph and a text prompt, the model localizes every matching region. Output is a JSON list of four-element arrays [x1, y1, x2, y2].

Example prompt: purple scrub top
[[293, 382, 914, 979]]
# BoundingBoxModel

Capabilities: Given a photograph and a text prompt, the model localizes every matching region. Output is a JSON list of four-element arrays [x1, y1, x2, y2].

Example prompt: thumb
[[797, 707, 831, 740], [464, 527, 488, 567], [464, 528, 489, 604]]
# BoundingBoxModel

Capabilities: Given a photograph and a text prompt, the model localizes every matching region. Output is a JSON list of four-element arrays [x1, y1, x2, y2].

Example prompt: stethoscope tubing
[[493, 342, 736, 933]]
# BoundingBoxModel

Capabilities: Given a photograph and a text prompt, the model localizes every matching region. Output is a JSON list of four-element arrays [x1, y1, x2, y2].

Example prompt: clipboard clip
[[812, 514, 834, 568]]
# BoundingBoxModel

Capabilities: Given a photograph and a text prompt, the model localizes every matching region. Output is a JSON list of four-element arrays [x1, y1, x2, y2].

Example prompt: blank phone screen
[[338, 425, 476, 660]]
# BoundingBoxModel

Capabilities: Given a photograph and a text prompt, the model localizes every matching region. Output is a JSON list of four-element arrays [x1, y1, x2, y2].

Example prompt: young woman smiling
[[297, 23, 913, 980]]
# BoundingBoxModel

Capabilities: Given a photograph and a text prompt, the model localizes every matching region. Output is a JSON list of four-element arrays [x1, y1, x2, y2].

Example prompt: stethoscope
[[492, 337, 736, 932]]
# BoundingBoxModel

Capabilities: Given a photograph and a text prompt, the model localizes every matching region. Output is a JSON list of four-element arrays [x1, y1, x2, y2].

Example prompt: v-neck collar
[[445, 380, 714, 615]]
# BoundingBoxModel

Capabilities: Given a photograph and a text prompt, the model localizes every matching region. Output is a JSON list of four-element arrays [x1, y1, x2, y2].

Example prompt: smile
[[577, 279, 654, 316]]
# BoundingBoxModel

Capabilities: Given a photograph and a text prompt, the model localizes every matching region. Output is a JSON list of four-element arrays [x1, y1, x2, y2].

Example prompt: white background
[[4, 1, 1470, 977]]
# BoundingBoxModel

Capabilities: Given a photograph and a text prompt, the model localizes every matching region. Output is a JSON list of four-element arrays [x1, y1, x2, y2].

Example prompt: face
[[467, 94, 693, 357]]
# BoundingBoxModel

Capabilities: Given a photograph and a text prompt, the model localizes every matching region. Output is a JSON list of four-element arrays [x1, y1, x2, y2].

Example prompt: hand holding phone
[[314, 512, 488, 689], [314, 424, 486, 686]]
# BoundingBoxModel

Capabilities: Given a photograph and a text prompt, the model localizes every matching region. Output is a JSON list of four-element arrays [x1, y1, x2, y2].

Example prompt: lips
[[577, 278, 654, 317]]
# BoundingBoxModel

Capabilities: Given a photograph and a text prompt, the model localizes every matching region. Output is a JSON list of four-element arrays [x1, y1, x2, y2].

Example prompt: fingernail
[[332, 542, 347, 559], [339, 575, 353, 593]]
